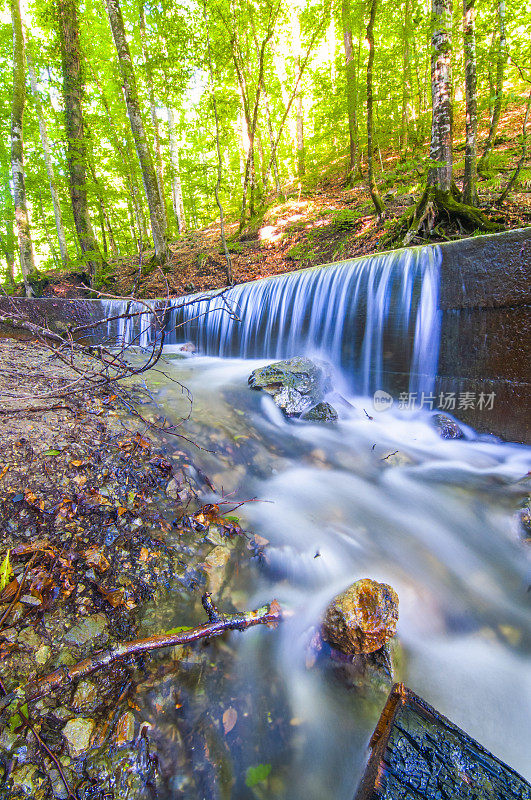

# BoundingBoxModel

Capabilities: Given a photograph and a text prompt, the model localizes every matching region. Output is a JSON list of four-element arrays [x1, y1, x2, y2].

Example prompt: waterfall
[[99, 245, 442, 395], [166, 246, 442, 395], [101, 299, 156, 349]]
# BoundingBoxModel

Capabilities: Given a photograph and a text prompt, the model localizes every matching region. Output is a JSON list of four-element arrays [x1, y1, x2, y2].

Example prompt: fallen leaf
[[223, 707, 237, 735]]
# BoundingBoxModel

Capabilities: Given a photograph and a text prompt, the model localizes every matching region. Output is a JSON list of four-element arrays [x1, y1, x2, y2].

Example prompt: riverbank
[[0, 338, 263, 799]]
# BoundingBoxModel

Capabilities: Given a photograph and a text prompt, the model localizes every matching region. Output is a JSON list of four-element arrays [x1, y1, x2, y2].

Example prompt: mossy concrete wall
[[437, 228, 530, 442]]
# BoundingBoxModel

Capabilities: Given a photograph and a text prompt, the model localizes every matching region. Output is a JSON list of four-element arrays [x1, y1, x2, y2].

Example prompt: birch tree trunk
[[342, 0, 361, 184], [478, 0, 506, 173], [57, 0, 104, 278], [104, 0, 169, 263], [166, 107, 186, 235], [139, 1, 168, 233], [462, 0, 478, 204], [10, 0, 38, 294], [366, 0, 385, 217], [428, 0, 453, 191], [27, 48, 69, 267]]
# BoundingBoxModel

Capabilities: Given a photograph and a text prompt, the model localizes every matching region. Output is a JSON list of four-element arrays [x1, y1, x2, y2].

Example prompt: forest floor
[[36, 109, 531, 300], [0, 338, 270, 798]]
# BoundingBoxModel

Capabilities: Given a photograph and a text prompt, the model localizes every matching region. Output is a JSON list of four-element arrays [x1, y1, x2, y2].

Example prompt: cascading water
[[164, 246, 442, 395], [101, 246, 442, 395], [97, 245, 530, 797]]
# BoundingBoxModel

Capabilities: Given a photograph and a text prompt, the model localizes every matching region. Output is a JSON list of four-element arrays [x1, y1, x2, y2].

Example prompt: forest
[[1, 0, 530, 296]]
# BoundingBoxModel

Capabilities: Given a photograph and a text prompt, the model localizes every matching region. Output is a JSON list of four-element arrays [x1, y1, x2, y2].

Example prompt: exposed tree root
[[403, 186, 503, 246], [0, 594, 283, 717]]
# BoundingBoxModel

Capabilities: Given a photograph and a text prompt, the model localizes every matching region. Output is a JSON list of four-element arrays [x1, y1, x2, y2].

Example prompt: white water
[[143, 353, 531, 796]]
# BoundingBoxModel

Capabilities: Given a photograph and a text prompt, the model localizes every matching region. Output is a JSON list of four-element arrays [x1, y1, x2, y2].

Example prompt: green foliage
[[245, 763, 272, 787], [0, 550, 13, 592]]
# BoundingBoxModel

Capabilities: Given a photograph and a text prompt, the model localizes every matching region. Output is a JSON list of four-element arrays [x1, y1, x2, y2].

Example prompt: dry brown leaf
[[223, 707, 237, 735]]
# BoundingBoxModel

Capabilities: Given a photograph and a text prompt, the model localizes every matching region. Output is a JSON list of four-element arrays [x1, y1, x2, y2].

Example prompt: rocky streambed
[[0, 339, 276, 799]]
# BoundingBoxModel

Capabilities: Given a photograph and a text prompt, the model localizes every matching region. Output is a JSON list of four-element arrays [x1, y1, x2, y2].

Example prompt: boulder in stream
[[431, 412, 464, 439], [301, 401, 338, 423], [322, 578, 399, 655], [248, 357, 332, 417]]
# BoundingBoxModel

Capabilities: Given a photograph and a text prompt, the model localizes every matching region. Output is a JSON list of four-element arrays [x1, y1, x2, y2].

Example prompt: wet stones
[[301, 402, 338, 423], [322, 578, 399, 655], [248, 357, 337, 421], [432, 413, 464, 439]]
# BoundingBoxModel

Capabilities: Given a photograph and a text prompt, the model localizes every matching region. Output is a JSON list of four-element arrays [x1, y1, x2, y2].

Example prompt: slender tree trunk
[[26, 48, 69, 268], [138, 1, 168, 233], [291, 7, 305, 178], [496, 88, 531, 205], [462, 0, 478, 204], [260, 78, 282, 195], [478, 0, 506, 173], [204, 4, 232, 284], [342, 0, 361, 184], [88, 159, 119, 257], [400, 0, 412, 157], [10, 0, 38, 294], [104, 0, 169, 263], [366, 0, 385, 217], [57, 0, 104, 278], [0, 216, 16, 288], [166, 107, 186, 234], [428, 0, 453, 191]]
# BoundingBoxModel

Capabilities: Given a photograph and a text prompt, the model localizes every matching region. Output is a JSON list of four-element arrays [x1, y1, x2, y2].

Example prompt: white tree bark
[[27, 50, 69, 267], [166, 107, 186, 234]]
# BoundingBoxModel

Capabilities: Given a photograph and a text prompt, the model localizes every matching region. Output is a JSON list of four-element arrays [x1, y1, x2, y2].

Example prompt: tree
[[26, 45, 69, 267], [10, 0, 39, 294], [366, 0, 385, 217], [56, 0, 104, 277], [166, 107, 186, 235], [341, 0, 361, 184], [104, 0, 170, 263], [478, 0, 507, 174], [462, 0, 477, 204]]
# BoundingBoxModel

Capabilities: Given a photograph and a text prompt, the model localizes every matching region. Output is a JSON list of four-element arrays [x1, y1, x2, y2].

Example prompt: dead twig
[[0, 596, 283, 715]]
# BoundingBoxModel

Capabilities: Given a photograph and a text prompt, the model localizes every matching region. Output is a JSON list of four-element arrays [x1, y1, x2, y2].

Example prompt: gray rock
[[301, 402, 338, 423], [63, 614, 109, 648], [432, 413, 464, 439], [249, 357, 332, 417], [273, 386, 312, 416]]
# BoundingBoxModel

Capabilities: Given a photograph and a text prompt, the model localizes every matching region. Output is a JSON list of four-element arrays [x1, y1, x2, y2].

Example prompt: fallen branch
[[0, 594, 282, 715]]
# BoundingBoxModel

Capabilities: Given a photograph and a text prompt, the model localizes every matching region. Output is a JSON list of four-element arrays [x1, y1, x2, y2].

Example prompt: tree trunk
[[26, 47, 69, 268], [166, 107, 186, 235], [88, 159, 119, 257], [139, 0, 168, 233], [57, 0, 104, 278], [0, 216, 16, 289], [104, 0, 169, 263], [342, 0, 361, 184], [259, 78, 282, 195], [291, 7, 305, 179], [478, 0, 506, 173], [366, 0, 385, 217], [400, 0, 412, 157], [428, 0, 453, 191], [462, 0, 478, 204], [10, 0, 38, 295]]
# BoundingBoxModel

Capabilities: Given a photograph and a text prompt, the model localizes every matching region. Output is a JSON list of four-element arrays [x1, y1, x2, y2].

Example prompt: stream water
[[101, 249, 530, 795]]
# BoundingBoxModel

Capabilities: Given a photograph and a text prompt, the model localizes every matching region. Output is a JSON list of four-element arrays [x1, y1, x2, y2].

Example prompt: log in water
[[355, 683, 531, 799]]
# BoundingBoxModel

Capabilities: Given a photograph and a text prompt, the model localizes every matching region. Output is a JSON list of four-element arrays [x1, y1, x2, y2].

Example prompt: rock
[[431, 413, 464, 440], [114, 711, 136, 746], [248, 357, 332, 417], [63, 614, 109, 649], [72, 680, 99, 713], [301, 402, 338, 423], [274, 386, 312, 415], [62, 717, 95, 758], [8, 764, 47, 797], [322, 578, 399, 655]]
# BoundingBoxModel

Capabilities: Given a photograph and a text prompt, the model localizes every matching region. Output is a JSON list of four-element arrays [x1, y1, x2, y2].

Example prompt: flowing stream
[[102, 248, 531, 796]]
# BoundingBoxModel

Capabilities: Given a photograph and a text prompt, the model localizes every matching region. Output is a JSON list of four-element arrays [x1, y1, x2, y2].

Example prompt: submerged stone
[[62, 717, 95, 758], [322, 578, 399, 655], [432, 413, 464, 439], [301, 402, 338, 423]]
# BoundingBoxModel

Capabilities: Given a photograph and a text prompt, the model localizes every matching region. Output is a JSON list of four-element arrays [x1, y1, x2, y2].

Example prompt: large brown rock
[[322, 578, 399, 655]]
